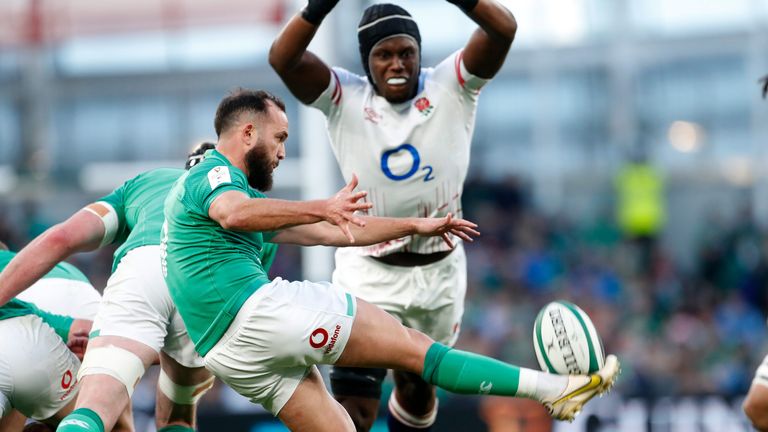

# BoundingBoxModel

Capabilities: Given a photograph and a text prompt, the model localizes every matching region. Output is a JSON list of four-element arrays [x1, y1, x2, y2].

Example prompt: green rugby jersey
[[163, 150, 276, 356], [97, 168, 184, 271], [0, 250, 90, 284]]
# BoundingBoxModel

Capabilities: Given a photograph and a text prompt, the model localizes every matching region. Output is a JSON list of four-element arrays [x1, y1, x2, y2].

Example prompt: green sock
[[57, 408, 105, 432], [157, 426, 196, 432], [422, 342, 522, 396]]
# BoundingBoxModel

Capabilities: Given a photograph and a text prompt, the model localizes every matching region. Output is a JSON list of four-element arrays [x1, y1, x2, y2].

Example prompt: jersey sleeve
[[187, 165, 250, 215], [308, 67, 366, 115], [95, 181, 131, 245], [432, 49, 490, 97]]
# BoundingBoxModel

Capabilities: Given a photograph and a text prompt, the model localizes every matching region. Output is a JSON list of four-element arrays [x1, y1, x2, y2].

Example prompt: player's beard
[[244, 142, 274, 192]]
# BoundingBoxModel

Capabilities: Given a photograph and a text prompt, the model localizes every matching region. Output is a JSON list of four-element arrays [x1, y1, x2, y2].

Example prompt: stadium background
[[1, 0, 768, 430]]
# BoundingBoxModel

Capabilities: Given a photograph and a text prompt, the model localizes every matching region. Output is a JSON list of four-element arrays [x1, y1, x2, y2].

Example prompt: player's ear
[[243, 123, 259, 146]]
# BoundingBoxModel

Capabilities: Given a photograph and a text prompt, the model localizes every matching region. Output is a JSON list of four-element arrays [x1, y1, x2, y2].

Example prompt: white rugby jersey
[[310, 50, 488, 256]]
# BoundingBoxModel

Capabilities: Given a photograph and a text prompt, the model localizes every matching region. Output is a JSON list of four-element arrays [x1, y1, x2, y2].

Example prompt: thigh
[[278, 366, 355, 432], [336, 299, 433, 375], [91, 246, 172, 352]]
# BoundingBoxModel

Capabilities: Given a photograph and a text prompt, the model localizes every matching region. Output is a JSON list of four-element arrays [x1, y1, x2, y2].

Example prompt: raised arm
[[269, 0, 339, 104], [209, 174, 373, 242], [271, 213, 480, 248], [451, 0, 517, 79], [0, 206, 105, 306]]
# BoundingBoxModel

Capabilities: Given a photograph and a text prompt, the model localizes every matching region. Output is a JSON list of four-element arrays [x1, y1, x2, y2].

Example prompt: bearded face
[[244, 138, 275, 191]]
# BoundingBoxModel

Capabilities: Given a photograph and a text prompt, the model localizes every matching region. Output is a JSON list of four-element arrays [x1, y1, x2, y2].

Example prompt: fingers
[[440, 232, 455, 249], [450, 228, 476, 242], [339, 223, 355, 243], [345, 173, 359, 191], [346, 214, 367, 228]]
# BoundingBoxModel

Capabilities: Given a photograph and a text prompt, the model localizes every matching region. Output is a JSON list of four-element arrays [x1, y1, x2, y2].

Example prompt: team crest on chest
[[364, 107, 382, 124], [414, 97, 434, 116]]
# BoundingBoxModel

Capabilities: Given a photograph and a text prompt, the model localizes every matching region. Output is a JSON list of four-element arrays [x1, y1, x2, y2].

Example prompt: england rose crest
[[414, 97, 434, 116]]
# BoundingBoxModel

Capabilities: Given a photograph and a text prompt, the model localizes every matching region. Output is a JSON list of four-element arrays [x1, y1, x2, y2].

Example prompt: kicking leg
[[337, 299, 619, 421]]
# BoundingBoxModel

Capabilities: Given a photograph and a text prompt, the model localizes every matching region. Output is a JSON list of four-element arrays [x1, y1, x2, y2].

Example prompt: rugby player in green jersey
[[0, 144, 218, 432], [0, 243, 93, 432], [162, 89, 620, 431]]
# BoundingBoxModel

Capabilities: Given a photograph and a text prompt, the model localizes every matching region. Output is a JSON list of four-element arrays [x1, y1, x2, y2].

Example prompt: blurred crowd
[[459, 176, 768, 400], [1, 175, 767, 425]]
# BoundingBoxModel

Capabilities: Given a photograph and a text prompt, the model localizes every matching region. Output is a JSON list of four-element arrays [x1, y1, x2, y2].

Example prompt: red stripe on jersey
[[332, 71, 342, 105], [455, 50, 466, 89]]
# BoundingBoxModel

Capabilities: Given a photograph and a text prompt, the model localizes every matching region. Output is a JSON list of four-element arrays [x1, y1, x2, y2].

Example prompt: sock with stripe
[[421, 343, 567, 402], [386, 391, 437, 431], [56, 408, 104, 432]]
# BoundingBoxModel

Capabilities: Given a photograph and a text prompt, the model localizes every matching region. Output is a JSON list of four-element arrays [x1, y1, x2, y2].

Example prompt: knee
[[744, 396, 768, 431], [78, 345, 147, 397]]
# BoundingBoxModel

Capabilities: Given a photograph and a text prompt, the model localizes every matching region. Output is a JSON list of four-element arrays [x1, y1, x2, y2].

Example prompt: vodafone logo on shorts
[[310, 328, 329, 348], [61, 370, 73, 389]]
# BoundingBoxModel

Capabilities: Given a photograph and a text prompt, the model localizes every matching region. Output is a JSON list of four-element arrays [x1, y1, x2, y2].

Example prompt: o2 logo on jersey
[[380, 144, 435, 182]]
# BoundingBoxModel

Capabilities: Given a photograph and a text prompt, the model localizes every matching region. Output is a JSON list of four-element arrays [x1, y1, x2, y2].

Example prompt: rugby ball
[[533, 300, 605, 375]]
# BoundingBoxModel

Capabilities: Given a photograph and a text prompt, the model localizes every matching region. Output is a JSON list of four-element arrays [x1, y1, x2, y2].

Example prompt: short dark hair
[[185, 142, 216, 170], [214, 88, 286, 137]]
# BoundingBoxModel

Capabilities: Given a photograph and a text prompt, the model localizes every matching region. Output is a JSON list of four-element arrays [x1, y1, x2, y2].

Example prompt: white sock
[[517, 368, 568, 401]]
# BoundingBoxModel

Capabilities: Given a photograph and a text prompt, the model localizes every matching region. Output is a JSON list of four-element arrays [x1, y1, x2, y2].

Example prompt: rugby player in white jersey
[[742, 74, 768, 431], [270, 0, 516, 429], [0, 144, 217, 432], [0, 242, 94, 432]]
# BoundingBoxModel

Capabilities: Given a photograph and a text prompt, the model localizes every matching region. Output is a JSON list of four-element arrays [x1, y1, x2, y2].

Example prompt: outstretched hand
[[324, 174, 373, 243], [414, 213, 480, 248]]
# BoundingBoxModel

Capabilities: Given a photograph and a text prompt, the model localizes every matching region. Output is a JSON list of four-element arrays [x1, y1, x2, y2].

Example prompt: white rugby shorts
[[90, 245, 203, 368], [332, 243, 466, 346], [17, 278, 101, 320], [203, 277, 357, 415], [0, 315, 80, 420]]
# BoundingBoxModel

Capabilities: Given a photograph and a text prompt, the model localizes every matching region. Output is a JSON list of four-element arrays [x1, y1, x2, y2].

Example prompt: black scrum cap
[[357, 4, 421, 86]]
